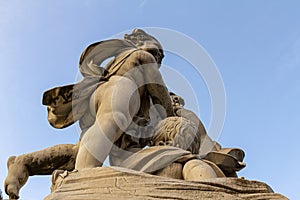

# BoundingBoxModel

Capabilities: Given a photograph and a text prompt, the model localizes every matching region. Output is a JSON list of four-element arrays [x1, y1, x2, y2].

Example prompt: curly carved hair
[[152, 117, 201, 154]]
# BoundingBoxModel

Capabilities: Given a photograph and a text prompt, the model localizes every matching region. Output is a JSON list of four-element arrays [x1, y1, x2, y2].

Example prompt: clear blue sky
[[1, 1, 299, 199]]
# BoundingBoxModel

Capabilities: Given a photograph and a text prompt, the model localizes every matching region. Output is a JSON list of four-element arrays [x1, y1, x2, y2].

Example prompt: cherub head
[[124, 29, 164, 64], [169, 92, 185, 112], [152, 117, 200, 154]]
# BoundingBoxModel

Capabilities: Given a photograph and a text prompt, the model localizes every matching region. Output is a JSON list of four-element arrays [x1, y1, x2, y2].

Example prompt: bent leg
[[75, 76, 140, 169]]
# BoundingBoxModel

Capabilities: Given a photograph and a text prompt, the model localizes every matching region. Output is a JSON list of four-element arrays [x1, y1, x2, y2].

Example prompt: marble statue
[[4, 29, 246, 200]]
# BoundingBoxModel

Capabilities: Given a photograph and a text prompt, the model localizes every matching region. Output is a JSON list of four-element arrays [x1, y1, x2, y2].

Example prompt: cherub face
[[170, 93, 185, 108]]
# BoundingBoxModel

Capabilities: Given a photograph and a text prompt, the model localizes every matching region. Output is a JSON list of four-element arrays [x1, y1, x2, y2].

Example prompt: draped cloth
[[42, 39, 138, 129], [119, 146, 199, 173], [118, 146, 245, 175]]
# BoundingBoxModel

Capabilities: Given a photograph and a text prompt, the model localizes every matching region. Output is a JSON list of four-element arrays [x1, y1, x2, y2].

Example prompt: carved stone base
[[45, 167, 287, 200]]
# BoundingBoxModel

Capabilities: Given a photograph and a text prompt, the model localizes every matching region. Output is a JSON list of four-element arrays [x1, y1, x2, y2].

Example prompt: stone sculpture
[[116, 93, 245, 180], [4, 28, 284, 200], [5, 29, 172, 199], [45, 28, 174, 171]]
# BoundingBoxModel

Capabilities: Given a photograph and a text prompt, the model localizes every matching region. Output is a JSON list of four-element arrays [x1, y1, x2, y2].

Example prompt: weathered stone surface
[[45, 167, 287, 200]]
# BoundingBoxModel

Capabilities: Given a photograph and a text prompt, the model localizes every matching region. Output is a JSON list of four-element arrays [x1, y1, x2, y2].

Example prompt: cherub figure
[[4, 29, 174, 199]]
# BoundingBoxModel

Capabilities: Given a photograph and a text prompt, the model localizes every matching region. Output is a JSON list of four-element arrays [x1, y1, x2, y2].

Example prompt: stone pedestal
[[45, 167, 287, 200]]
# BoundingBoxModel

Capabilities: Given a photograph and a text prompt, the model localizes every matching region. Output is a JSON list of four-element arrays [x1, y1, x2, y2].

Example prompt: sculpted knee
[[183, 159, 218, 181]]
